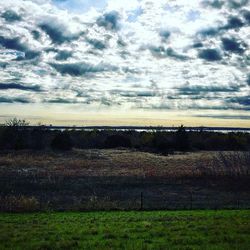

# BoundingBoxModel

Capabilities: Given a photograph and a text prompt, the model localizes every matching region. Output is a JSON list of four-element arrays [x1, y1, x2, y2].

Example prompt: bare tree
[[4, 118, 29, 127]]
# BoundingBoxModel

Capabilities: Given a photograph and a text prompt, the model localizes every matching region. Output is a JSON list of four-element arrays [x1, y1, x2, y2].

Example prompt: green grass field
[[0, 210, 249, 250]]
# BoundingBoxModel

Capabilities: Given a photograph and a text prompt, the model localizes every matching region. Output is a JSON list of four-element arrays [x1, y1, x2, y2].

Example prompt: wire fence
[[138, 192, 250, 210], [2, 191, 250, 212]]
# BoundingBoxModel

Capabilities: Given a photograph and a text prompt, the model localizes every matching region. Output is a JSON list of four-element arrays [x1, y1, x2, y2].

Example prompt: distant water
[[37, 126, 250, 133]]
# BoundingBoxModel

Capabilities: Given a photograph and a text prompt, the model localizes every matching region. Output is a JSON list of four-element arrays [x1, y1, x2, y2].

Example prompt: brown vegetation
[[0, 149, 249, 211]]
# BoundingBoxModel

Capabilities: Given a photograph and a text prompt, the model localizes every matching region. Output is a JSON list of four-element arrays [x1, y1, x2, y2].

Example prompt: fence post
[[190, 191, 193, 210], [140, 192, 143, 210]]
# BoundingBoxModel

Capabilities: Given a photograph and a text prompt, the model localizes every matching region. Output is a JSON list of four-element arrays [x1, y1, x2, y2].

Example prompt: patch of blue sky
[[127, 7, 143, 22], [164, 3, 180, 13], [187, 10, 201, 22], [52, 0, 107, 13]]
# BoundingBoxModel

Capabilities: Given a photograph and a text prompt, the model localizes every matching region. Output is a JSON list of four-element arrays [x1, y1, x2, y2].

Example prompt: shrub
[[51, 132, 73, 151], [0, 127, 27, 150], [30, 128, 46, 150], [0, 127, 16, 149], [0, 195, 40, 212], [152, 132, 174, 154], [175, 125, 190, 151], [140, 132, 154, 148], [0, 118, 29, 150], [105, 134, 131, 148], [227, 134, 248, 150], [197, 151, 250, 177]]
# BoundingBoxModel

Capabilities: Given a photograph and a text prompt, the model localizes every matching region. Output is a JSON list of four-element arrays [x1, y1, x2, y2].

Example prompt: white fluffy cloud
[[0, 0, 249, 123]]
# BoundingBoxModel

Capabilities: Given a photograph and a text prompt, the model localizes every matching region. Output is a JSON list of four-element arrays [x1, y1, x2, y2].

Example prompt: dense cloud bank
[[0, 0, 249, 115]]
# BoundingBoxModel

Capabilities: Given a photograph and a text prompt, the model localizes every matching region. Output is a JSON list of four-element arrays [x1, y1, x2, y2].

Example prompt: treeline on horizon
[[0, 118, 250, 153]]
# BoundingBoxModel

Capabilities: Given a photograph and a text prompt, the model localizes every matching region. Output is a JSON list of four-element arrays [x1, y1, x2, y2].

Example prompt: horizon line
[[1, 125, 249, 131]]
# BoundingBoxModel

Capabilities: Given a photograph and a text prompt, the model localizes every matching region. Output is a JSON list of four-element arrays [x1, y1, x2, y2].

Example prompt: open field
[[0, 149, 217, 177], [0, 149, 250, 211], [0, 210, 250, 250]]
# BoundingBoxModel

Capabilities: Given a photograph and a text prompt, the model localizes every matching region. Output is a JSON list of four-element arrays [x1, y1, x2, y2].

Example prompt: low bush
[[0, 121, 250, 152], [197, 151, 250, 177], [105, 134, 132, 148], [0, 195, 40, 212], [51, 132, 73, 151]]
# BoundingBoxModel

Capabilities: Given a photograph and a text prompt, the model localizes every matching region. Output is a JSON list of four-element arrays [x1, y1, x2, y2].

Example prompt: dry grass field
[[0, 149, 249, 211], [0, 149, 216, 177]]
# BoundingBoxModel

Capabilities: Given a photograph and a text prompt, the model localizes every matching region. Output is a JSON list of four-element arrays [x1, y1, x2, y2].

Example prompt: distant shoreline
[[1, 125, 250, 132]]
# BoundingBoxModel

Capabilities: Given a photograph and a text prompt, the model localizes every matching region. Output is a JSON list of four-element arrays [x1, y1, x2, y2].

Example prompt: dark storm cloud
[[247, 74, 250, 86], [168, 95, 213, 101], [189, 101, 250, 111], [149, 46, 189, 61], [117, 38, 127, 47], [201, 0, 225, 9], [149, 101, 249, 111], [121, 66, 140, 74], [50, 62, 118, 76], [0, 62, 8, 68], [0, 96, 31, 103], [159, 30, 171, 40], [195, 114, 250, 120], [45, 47, 58, 53], [190, 105, 239, 110], [100, 97, 112, 106], [202, 0, 249, 9], [0, 83, 42, 92], [142, 103, 171, 110], [97, 11, 120, 31], [0, 36, 26, 52], [192, 42, 203, 48], [0, 36, 40, 60], [1, 10, 22, 22], [110, 89, 157, 98], [199, 27, 220, 37], [228, 0, 249, 9], [228, 96, 250, 106], [166, 48, 190, 60], [16, 51, 41, 61], [221, 37, 246, 54], [39, 22, 81, 44], [87, 38, 106, 50], [198, 15, 247, 39], [136, 91, 156, 97], [242, 9, 250, 23], [55, 50, 73, 60], [46, 98, 78, 104], [198, 49, 222, 61], [173, 84, 241, 98], [47, 94, 111, 106], [223, 16, 244, 30], [74, 90, 91, 98], [31, 30, 41, 40]]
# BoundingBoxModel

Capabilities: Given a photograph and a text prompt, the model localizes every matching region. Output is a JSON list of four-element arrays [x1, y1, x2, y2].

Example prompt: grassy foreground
[[0, 210, 249, 250]]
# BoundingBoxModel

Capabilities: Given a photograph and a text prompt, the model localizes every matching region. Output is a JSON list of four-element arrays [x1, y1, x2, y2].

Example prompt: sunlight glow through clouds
[[0, 0, 249, 126]]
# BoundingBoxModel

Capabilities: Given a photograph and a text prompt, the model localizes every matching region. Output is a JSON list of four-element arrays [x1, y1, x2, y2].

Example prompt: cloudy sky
[[0, 0, 249, 126]]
